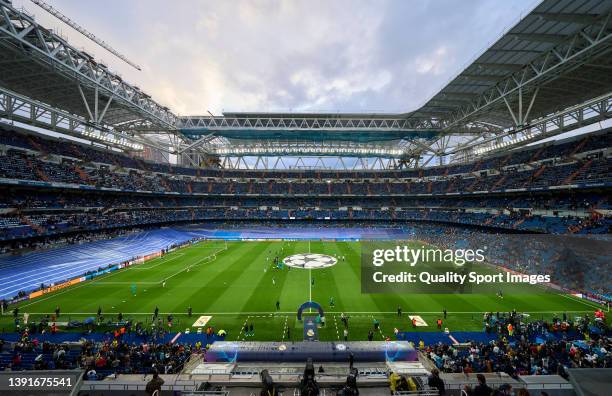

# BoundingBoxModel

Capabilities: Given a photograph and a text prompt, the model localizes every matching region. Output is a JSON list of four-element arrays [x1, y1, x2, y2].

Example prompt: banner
[[29, 277, 84, 299]]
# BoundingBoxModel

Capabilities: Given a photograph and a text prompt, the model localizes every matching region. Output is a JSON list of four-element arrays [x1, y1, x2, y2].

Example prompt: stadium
[[0, 0, 610, 394]]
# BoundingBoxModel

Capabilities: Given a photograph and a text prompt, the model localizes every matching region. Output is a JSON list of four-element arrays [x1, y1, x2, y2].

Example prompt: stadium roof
[[0, 0, 610, 167], [176, 0, 612, 163], [410, 0, 612, 129]]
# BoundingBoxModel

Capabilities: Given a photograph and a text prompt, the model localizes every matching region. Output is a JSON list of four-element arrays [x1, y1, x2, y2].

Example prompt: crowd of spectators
[[1, 125, 609, 180], [1, 147, 609, 195], [410, 223, 612, 298], [0, 126, 609, 241], [0, 227, 142, 255], [427, 327, 610, 377], [0, 330, 198, 378], [1, 190, 607, 211], [0, 203, 609, 242]]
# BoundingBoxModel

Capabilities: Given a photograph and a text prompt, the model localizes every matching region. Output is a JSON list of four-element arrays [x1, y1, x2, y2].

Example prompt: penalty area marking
[[156, 245, 228, 284], [14, 246, 228, 309], [133, 253, 185, 270], [94, 281, 158, 285], [408, 315, 428, 327], [192, 315, 212, 327]]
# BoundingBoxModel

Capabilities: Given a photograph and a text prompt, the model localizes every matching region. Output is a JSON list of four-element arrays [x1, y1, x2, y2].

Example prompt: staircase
[[498, 154, 513, 168], [466, 177, 480, 192], [562, 160, 593, 185], [568, 136, 589, 158], [512, 218, 526, 229], [532, 165, 547, 178], [568, 210, 603, 234], [483, 212, 499, 226], [528, 147, 545, 163], [136, 158, 147, 171], [31, 163, 49, 182], [522, 165, 546, 188], [159, 177, 171, 192], [490, 174, 507, 191], [20, 215, 46, 235], [27, 136, 46, 154], [73, 165, 90, 183]]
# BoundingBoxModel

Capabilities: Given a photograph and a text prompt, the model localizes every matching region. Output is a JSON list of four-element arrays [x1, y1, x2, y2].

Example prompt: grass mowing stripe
[[133, 253, 185, 270], [13, 240, 223, 310], [4, 241, 607, 341], [10, 310, 596, 315], [559, 293, 606, 310]]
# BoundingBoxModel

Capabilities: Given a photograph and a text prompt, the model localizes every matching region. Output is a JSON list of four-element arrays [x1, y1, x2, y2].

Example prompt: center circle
[[282, 253, 338, 269]]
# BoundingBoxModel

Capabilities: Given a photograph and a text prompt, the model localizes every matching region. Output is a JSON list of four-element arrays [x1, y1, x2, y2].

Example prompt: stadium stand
[[0, 0, 610, 393], [1, 126, 610, 244]]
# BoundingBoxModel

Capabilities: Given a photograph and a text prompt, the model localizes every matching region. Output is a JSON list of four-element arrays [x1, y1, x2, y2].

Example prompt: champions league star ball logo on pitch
[[283, 253, 338, 269]]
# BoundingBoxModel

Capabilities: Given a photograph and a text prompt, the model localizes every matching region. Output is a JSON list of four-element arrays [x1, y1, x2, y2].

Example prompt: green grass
[[1, 240, 604, 341]]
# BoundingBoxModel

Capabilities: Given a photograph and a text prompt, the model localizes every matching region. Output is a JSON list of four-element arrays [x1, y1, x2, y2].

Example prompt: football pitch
[[2, 240, 603, 341]]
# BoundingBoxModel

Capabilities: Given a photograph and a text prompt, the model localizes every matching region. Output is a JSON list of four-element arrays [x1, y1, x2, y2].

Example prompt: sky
[[12, 0, 542, 116]]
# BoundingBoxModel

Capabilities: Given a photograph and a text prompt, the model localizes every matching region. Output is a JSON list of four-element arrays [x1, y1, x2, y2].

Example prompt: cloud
[[415, 47, 450, 75], [12, 0, 536, 114]]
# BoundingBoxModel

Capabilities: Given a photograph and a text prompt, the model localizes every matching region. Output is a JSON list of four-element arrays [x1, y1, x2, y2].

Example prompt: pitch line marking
[[333, 314, 340, 340], [154, 245, 228, 285], [559, 293, 606, 310], [16, 266, 134, 309], [133, 253, 185, 270], [94, 281, 158, 285], [308, 240, 312, 303], [12, 310, 597, 316], [14, 242, 227, 309], [238, 315, 250, 341], [281, 315, 288, 341]]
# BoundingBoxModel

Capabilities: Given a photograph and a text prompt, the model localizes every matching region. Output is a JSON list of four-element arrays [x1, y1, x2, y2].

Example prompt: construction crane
[[29, 0, 142, 71]]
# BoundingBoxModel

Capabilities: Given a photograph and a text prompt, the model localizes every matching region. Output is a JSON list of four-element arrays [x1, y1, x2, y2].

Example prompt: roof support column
[[77, 84, 94, 121]]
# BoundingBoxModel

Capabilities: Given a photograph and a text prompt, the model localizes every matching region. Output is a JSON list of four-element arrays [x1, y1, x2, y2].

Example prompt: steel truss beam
[[0, 85, 152, 151], [0, 1, 177, 129], [178, 115, 442, 131], [208, 140, 408, 158], [394, 92, 611, 166], [216, 155, 400, 170], [451, 92, 612, 161], [442, 10, 612, 130]]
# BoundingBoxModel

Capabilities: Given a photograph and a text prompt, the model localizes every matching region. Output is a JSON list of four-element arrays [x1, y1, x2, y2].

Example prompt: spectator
[[473, 374, 492, 396], [145, 371, 164, 395], [428, 368, 446, 395]]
